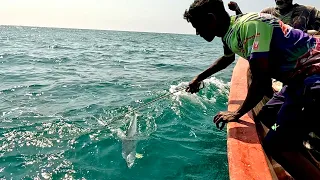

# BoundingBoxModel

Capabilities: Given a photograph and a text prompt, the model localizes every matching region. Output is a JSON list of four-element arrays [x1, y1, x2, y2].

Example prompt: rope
[[103, 82, 204, 127]]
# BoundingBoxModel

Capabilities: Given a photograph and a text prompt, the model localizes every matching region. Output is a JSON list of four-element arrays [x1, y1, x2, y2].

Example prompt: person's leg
[[301, 74, 320, 168], [263, 77, 320, 179], [255, 86, 286, 129]]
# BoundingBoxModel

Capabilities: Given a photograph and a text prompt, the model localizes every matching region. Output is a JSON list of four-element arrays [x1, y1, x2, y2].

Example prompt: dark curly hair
[[183, 0, 226, 23]]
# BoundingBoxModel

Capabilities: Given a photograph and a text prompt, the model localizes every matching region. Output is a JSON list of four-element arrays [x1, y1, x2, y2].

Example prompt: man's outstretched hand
[[186, 78, 202, 94]]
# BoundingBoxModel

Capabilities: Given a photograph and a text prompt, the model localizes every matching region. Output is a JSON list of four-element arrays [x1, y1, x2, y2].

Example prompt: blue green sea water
[[0, 26, 236, 180]]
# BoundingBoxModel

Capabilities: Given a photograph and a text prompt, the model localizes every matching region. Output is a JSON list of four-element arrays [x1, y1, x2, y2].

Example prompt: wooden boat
[[227, 57, 320, 180]]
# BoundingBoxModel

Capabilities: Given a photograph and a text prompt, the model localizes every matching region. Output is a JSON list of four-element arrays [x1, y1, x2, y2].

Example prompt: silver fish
[[114, 114, 139, 168], [122, 114, 138, 168]]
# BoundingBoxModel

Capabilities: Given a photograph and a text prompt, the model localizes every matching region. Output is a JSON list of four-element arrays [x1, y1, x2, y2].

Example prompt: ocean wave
[[0, 27, 229, 179], [47, 44, 74, 50]]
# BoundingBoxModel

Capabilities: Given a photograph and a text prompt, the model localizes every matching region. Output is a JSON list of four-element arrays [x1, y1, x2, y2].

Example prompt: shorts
[[260, 74, 320, 152]]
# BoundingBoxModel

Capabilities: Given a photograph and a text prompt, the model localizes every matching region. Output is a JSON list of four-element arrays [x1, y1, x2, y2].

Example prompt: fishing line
[[69, 82, 205, 140], [103, 82, 204, 127]]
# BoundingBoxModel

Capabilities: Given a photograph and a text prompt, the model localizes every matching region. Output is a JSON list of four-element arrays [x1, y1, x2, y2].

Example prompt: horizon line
[[0, 24, 195, 36]]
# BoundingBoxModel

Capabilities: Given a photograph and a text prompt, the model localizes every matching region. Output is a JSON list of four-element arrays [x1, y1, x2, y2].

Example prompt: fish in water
[[114, 113, 143, 168]]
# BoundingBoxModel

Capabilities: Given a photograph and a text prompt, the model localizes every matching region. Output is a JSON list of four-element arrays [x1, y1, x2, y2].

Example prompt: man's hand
[[213, 111, 241, 130], [186, 77, 202, 94], [228, 1, 240, 12]]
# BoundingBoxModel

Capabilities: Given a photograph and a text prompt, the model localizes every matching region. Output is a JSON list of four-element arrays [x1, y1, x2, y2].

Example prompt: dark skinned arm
[[196, 55, 236, 82], [228, 1, 243, 15], [235, 57, 272, 118], [187, 55, 235, 93], [214, 57, 272, 129], [235, 8, 243, 15]]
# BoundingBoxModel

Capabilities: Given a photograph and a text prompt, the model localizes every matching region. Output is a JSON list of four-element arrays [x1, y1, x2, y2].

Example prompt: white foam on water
[[168, 77, 230, 116], [203, 77, 230, 95], [169, 81, 205, 105]]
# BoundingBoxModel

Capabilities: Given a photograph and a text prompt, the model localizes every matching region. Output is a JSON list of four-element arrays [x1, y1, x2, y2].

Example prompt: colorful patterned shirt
[[222, 13, 318, 81]]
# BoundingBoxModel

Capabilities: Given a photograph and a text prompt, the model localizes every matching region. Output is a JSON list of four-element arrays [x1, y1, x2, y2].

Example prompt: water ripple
[[0, 26, 232, 180]]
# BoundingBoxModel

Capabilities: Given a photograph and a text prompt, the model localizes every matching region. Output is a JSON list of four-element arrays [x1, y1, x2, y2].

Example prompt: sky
[[0, 0, 319, 34]]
